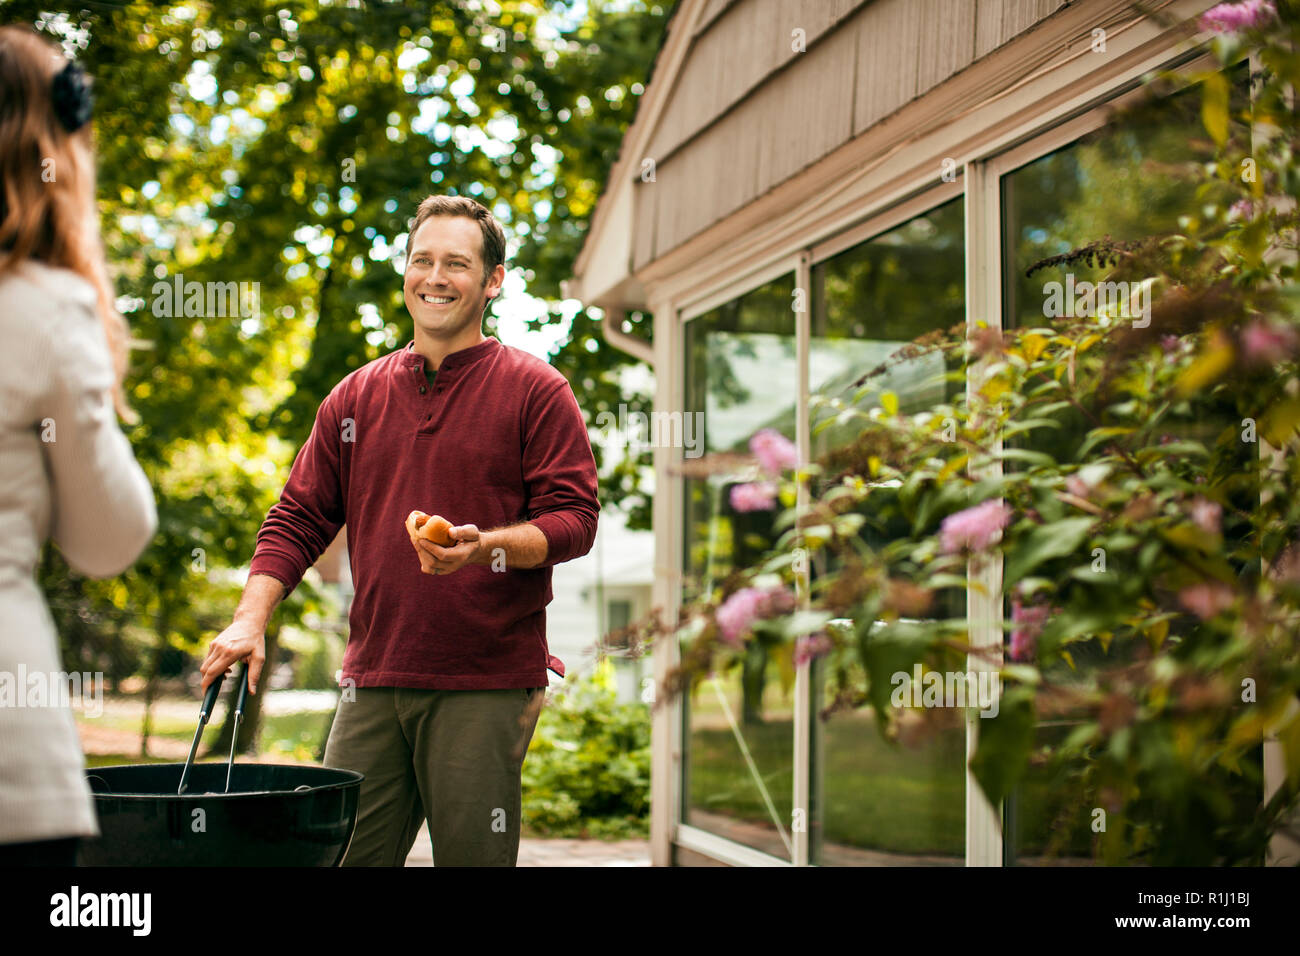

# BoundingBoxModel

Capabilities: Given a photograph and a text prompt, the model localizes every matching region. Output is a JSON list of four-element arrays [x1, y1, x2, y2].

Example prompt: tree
[[4, 0, 670, 748]]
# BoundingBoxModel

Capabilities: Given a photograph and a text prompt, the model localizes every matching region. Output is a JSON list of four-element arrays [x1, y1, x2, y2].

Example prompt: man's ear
[[486, 263, 506, 299]]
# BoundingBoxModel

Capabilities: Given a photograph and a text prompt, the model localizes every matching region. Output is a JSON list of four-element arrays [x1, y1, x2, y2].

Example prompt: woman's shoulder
[[0, 260, 111, 388], [0, 259, 98, 315]]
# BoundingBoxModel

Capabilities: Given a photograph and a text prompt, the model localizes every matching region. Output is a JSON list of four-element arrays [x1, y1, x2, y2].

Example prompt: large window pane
[[681, 274, 797, 860], [808, 197, 967, 865], [1000, 64, 1257, 865]]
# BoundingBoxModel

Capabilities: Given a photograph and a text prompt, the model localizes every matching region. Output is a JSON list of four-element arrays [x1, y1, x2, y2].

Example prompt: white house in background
[[310, 509, 655, 700], [547, 507, 655, 700]]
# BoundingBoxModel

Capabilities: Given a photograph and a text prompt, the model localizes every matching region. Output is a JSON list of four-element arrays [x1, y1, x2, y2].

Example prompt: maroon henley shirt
[[248, 336, 599, 689]]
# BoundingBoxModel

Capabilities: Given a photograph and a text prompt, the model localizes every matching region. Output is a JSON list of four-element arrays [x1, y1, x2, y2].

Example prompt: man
[[199, 194, 599, 866]]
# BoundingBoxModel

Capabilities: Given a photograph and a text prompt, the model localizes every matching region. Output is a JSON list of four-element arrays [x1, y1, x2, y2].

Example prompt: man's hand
[[414, 523, 482, 576], [199, 618, 267, 695]]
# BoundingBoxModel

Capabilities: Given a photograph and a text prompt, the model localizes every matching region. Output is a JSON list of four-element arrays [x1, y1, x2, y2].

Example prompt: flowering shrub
[[656, 4, 1300, 864]]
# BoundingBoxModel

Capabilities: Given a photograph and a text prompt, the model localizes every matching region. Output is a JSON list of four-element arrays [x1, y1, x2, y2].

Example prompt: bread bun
[[418, 514, 455, 546], [406, 510, 455, 547], [405, 510, 426, 543]]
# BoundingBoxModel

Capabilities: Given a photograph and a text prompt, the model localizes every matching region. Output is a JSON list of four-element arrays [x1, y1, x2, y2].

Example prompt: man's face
[[403, 215, 504, 339]]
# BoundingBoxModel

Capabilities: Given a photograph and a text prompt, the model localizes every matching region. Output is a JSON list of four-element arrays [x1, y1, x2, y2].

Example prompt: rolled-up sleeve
[[522, 378, 599, 568], [43, 306, 157, 579], [248, 387, 346, 594]]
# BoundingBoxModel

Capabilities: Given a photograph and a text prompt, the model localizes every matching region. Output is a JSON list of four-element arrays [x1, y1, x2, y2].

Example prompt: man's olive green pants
[[323, 685, 545, 866]]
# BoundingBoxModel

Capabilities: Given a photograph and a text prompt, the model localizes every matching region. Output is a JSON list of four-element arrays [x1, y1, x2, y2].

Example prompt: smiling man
[[199, 194, 600, 866]]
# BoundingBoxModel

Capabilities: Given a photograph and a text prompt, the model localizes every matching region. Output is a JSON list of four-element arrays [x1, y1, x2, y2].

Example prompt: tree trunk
[[139, 605, 171, 758]]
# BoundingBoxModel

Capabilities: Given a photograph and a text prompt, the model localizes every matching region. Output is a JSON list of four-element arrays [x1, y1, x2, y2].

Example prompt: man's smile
[[418, 293, 457, 305]]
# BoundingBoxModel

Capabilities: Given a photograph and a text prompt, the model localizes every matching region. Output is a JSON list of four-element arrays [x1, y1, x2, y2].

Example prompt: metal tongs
[[177, 661, 251, 795]]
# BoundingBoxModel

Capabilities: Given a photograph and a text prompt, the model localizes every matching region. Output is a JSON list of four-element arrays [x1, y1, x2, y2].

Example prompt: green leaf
[[773, 609, 833, 639], [833, 512, 866, 538], [1262, 398, 1300, 447], [1160, 523, 1222, 556], [1202, 70, 1230, 146], [1001, 664, 1041, 685], [860, 621, 933, 716], [995, 448, 1058, 468], [1077, 426, 1135, 458], [969, 687, 1036, 807], [1003, 517, 1095, 587], [1002, 417, 1064, 436], [1061, 721, 1099, 753]]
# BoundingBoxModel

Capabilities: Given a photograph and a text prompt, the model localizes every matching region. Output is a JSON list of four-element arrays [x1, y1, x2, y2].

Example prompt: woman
[[0, 25, 156, 865]]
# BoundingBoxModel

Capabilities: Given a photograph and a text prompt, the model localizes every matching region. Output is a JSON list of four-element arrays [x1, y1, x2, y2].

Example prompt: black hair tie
[[51, 61, 93, 133]]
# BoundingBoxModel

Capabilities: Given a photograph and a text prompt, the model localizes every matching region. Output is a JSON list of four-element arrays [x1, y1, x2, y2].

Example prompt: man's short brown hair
[[407, 194, 506, 285]]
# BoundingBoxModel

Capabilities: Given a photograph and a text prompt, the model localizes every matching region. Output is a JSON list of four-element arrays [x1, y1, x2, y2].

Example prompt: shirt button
[[419, 385, 427, 394]]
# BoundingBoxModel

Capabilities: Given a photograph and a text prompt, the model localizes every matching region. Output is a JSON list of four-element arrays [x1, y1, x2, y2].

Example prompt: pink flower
[[750, 428, 798, 476], [1178, 582, 1235, 620], [940, 500, 1013, 554], [1229, 198, 1254, 220], [1199, 0, 1276, 34], [717, 588, 766, 646], [1240, 319, 1298, 366], [730, 481, 777, 512], [1189, 496, 1222, 535], [1010, 600, 1050, 662], [1065, 475, 1092, 499], [715, 585, 796, 646], [794, 631, 833, 667], [1160, 334, 1182, 354]]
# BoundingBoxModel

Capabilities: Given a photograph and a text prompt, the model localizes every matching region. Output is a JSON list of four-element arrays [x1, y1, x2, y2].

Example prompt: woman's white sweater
[[0, 259, 156, 843]]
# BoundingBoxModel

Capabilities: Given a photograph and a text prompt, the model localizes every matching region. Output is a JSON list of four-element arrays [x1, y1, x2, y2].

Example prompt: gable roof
[[567, 0, 1100, 309]]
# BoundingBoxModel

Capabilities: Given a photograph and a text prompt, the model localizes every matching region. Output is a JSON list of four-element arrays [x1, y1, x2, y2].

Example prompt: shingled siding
[[631, 0, 1068, 272]]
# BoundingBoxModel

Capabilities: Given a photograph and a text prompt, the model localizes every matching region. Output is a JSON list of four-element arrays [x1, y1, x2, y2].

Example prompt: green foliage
[[523, 661, 650, 839], [278, 622, 344, 690]]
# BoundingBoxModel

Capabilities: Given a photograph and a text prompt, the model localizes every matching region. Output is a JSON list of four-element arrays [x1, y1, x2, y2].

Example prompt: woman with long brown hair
[[0, 24, 156, 865]]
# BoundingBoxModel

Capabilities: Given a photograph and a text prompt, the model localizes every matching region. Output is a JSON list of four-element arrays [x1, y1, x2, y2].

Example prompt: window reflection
[[681, 274, 797, 860], [808, 197, 967, 865]]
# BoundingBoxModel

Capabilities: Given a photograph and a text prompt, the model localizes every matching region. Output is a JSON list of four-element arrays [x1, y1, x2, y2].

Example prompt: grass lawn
[[80, 704, 335, 763], [687, 706, 1094, 860]]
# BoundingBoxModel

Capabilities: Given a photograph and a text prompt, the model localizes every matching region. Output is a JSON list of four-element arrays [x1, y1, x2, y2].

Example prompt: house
[[548, 507, 656, 700], [564, 0, 1277, 866]]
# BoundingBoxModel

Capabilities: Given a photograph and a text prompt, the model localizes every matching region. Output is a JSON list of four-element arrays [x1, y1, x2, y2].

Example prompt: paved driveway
[[405, 826, 650, 866]]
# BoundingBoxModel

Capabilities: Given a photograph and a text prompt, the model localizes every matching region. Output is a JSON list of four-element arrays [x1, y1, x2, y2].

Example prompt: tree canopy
[[1, 0, 667, 688]]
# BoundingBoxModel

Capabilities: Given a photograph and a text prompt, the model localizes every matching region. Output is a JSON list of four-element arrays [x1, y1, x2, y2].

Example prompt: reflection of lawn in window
[[688, 705, 968, 857], [688, 706, 1098, 861], [819, 711, 965, 857], [689, 720, 793, 814]]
